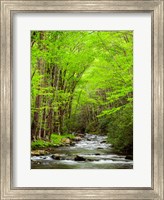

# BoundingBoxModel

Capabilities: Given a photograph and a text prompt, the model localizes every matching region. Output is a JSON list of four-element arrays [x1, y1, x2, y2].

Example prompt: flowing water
[[31, 134, 133, 169]]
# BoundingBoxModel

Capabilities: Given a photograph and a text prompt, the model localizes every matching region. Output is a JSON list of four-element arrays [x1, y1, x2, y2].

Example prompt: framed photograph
[[0, 0, 163, 199]]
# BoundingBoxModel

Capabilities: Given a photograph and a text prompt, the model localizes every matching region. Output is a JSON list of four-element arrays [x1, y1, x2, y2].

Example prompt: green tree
[[31, 31, 133, 155]]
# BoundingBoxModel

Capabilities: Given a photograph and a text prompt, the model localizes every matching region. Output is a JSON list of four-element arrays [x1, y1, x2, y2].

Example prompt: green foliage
[[31, 140, 54, 149], [97, 106, 124, 118], [107, 103, 133, 154], [31, 30, 133, 155], [51, 133, 75, 141], [31, 133, 75, 149]]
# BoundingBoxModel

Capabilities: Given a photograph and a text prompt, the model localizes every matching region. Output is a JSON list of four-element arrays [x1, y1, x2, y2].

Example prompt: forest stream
[[31, 134, 133, 169]]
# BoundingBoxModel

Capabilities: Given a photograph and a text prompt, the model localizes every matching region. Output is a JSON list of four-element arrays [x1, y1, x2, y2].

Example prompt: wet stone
[[51, 154, 61, 160], [97, 147, 104, 150], [31, 133, 133, 169], [100, 140, 106, 144], [74, 155, 86, 161]]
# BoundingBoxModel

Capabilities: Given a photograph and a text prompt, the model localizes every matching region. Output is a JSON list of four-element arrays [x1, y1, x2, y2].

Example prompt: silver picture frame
[[0, 0, 163, 199]]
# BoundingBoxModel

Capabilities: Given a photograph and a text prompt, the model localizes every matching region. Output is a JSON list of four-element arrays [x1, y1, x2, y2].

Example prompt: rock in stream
[[31, 134, 133, 169]]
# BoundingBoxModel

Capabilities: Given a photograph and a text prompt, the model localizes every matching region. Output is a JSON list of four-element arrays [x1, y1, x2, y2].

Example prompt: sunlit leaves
[[31, 30, 133, 141]]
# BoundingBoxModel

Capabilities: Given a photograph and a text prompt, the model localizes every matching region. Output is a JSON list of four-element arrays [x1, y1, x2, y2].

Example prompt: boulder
[[97, 147, 104, 150], [87, 158, 100, 162], [77, 133, 85, 138], [74, 155, 86, 161], [31, 150, 48, 156], [100, 140, 106, 144], [62, 138, 71, 144], [74, 136, 82, 141], [65, 138, 71, 144], [51, 154, 61, 160], [70, 141, 76, 146]]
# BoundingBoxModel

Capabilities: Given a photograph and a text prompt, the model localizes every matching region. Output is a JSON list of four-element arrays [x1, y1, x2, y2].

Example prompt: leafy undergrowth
[[31, 133, 75, 150]]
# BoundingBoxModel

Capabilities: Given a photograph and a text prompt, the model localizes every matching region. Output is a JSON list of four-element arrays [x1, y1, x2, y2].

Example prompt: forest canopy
[[31, 31, 133, 155]]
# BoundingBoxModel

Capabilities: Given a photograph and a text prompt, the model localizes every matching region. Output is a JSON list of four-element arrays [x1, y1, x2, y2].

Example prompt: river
[[31, 134, 133, 169]]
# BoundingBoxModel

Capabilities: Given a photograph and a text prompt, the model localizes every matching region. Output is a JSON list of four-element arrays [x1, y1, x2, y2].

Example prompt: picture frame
[[0, 0, 163, 199]]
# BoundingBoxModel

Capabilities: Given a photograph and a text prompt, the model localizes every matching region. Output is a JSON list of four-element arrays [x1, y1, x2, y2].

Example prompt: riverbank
[[31, 134, 133, 169], [31, 133, 133, 159], [31, 133, 84, 155]]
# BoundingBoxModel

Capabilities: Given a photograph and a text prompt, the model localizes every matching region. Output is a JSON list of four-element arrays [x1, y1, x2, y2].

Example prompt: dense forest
[[31, 31, 133, 155]]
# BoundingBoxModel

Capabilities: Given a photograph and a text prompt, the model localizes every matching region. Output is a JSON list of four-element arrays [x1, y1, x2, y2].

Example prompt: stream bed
[[31, 134, 133, 169]]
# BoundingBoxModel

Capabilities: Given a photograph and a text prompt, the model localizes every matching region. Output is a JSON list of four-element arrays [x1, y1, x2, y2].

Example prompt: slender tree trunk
[[31, 94, 40, 140]]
